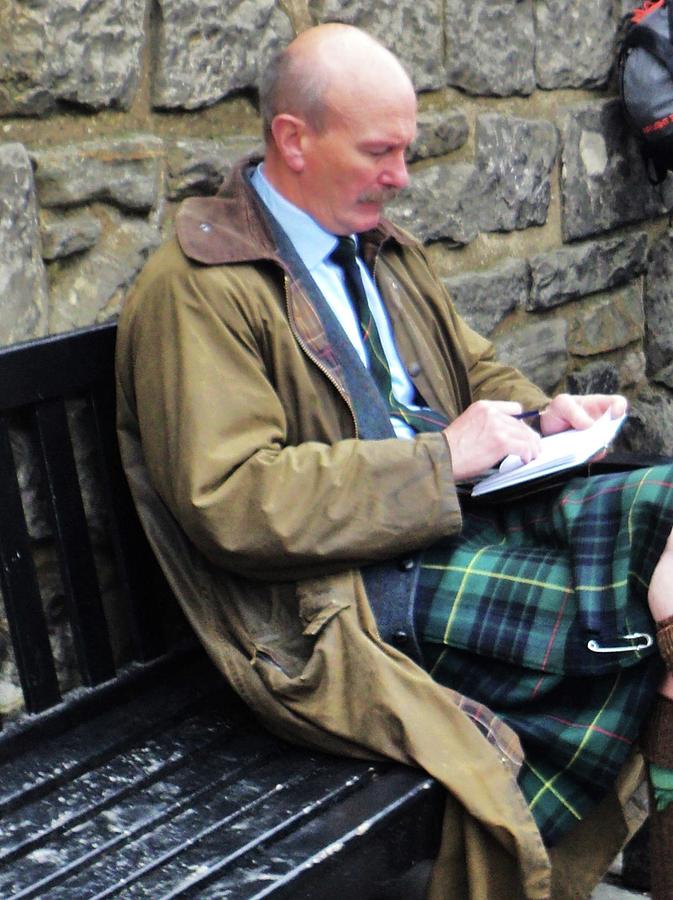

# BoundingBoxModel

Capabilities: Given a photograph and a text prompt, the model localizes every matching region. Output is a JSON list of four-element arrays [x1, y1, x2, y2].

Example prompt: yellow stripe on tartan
[[527, 673, 623, 817], [524, 759, 583, 822], [421, 562, 574, 595], [627, 468, 653, 546], [574, 578, 628, 592], [429, 645, 449, 679], [430, 543, 505, 644]]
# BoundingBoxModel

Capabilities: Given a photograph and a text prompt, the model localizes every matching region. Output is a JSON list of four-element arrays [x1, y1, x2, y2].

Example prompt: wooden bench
[[0, 323, 444, 899]]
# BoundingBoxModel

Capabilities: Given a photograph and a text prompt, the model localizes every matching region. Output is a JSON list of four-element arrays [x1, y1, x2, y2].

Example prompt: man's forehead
[[325, 77, 415, 122]]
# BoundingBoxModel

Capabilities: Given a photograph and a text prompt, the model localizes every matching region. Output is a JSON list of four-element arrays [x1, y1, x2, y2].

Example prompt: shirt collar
[[250, 163, 345, 271]]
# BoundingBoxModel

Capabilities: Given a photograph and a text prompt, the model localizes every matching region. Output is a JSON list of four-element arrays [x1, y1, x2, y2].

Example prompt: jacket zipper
[[283, 275, 360, 439]]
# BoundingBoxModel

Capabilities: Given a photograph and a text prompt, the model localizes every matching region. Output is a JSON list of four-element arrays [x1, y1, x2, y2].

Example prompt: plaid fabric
[[415, 464, 673, 844]]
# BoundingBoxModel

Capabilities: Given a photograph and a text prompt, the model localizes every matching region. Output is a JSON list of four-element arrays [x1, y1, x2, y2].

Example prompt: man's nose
[[381, 153, 409, 190]]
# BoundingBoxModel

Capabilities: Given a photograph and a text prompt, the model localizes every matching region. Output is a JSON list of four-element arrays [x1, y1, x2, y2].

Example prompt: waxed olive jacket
[[115, 159, 647, 899]]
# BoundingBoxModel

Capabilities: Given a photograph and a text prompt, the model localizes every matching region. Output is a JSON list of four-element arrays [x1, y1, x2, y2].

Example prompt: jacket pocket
[[296, 574, 352, 637]]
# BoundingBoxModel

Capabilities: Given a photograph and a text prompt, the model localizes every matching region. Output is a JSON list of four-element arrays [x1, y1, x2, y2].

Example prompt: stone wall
[[2, 0, 673, 711]]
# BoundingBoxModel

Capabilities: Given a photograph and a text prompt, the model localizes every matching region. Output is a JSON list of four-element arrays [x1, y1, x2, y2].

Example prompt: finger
[[610, 395, 628, 417], [549, 394, 594, 429], [509, 428, 542, 464]]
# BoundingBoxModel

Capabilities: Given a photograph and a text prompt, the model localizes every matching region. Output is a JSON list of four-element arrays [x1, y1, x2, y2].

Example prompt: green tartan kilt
[[414, 464, 673, 845]]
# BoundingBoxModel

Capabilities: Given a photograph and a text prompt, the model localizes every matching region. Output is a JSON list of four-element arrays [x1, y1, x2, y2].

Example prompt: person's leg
[[416, 464, 673, 848], [642, 529, 673, 900]]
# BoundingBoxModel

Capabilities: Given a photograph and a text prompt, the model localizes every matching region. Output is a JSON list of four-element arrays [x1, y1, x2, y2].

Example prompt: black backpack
[[619, 0, 673, 182]]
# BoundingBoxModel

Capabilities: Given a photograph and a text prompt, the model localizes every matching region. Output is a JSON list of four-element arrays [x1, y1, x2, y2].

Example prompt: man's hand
[[539, 393, 627, 436], [442, 400, 542, 482]]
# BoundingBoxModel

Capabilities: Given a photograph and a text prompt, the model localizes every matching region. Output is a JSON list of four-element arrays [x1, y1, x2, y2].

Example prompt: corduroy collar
[[174, 154, 414, 269]]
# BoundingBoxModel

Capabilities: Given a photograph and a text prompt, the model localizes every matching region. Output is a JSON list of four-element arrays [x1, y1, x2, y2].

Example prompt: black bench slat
[[0, 722, 284, 896], [0, 324, 116, 411], [32, 397, 116, 687], [197, 771, 443, 900], [0, 415, 61, 714], [0, 697, 263, 865], [0, 655, 225, 814], [154, 766, 434, 900], [87, 384, 169, 664], [34, 755, 392, 899]]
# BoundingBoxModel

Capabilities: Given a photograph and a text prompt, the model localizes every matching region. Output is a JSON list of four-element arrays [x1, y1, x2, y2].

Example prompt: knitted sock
[[650, 764, 673, 812], [641, 695, 673, 900], [657, 614, 673, 671]]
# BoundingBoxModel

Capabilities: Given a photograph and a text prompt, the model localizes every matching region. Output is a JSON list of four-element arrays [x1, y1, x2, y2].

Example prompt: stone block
[[9, 422, 51, 542], [644, 230, 673, 377], [566, 284, 644, 357], [445, 0, 535, 96], [442, 259, 528, 337], [566, 361, 620, 396], [534, 0, 616, 90], [0, 143, 48, 346], [167, 137, 261, 201], [560, 99, 671, 242], [48, 213, 162, 334], [39, 210, 102, 261], [567, 349, 645, 394], [619, 349, 647, 389], [390, 161, 479, 245], [311, 0, 445, 92], [472, 114, 559, 232], [31, 137, 164, 212], [152, 0, 293, 109], [495, 318, 568, 393], [408, 111, 469, 163], [624, 389, 673, 457], [529, 232, 648, 311], [0, 0, 145, 116]]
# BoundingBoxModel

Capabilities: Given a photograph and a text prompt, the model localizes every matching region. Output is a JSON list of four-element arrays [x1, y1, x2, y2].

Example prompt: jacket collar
[[174, 154, 415, 268]]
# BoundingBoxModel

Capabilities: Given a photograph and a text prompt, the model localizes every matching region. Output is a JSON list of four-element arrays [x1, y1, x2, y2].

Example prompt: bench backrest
[[0, 324, 174, 731]]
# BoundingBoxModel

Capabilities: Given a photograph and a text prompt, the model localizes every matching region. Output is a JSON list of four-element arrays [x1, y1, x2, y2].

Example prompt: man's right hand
[[442, 400, 542, 482]]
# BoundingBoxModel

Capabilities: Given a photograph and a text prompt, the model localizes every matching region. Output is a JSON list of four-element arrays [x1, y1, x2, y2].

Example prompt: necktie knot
[[330, 236, 359, 269]]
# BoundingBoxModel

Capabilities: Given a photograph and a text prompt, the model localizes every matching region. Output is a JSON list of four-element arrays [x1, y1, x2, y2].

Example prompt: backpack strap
[[622, 22, 673, 78]]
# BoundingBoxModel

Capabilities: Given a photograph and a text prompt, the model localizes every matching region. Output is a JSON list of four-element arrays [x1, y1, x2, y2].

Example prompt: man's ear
[[270, 114, 307, 173]]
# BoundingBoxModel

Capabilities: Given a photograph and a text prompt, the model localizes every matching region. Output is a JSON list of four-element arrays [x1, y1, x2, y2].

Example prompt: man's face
[[295, 83, 417, 235]]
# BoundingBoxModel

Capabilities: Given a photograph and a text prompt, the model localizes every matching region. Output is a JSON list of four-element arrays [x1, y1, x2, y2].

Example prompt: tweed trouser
[[414, 465, 673, 845]]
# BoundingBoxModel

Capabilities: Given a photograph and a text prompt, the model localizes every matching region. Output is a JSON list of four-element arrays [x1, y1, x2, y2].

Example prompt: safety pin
[[587, 632, 654, 653]]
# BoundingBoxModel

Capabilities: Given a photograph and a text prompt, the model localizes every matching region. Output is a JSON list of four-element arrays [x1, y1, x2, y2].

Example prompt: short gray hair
[[258, 45, 331, 142]]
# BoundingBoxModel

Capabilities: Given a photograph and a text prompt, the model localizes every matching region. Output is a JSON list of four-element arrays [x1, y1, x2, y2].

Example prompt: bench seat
[[0, 650, 443, 899]]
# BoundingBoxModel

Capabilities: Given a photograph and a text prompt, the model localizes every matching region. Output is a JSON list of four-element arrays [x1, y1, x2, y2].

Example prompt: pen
[[514, 410, 540, 420]]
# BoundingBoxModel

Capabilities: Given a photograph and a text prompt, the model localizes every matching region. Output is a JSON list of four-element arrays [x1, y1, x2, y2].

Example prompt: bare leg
[[643, 527, 673, 900], [647, 528, 673, 698]]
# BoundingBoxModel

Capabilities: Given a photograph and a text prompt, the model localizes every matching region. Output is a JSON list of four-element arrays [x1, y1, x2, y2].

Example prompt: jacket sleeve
[[118, 254, 462, 582], [456, 314, 551, 411], [388, 241, 550, 414]]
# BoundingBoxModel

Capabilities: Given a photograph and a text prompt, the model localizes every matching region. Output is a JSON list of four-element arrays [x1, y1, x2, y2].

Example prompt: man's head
[[259, 24, 417, 235]]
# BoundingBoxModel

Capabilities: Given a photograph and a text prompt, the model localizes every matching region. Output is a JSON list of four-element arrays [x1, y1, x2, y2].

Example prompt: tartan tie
[[329, 236, 449, 434]]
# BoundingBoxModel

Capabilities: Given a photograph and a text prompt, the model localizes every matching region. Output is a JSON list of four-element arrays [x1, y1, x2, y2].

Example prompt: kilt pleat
[[414, 465, 673, 844]]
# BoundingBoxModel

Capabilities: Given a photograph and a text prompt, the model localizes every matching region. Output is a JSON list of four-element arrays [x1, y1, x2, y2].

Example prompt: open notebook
[[471, 410, 627, 497]]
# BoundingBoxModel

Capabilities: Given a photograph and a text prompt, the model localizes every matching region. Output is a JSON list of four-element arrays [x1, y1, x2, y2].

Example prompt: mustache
[[357, 185, 401, 204]]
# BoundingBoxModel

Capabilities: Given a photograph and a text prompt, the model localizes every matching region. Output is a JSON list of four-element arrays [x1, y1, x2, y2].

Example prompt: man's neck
[[261, 151, 305, 212]]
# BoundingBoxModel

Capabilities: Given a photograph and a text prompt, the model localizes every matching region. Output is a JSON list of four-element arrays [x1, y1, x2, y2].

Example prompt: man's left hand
[[539, 393, 627, 436]]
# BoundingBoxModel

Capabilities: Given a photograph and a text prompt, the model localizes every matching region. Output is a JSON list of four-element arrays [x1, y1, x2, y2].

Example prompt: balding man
[[117, 23, 673, 899]]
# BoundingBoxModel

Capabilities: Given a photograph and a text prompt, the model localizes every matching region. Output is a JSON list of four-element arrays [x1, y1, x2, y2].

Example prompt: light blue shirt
[[250, 164, 418, 439]]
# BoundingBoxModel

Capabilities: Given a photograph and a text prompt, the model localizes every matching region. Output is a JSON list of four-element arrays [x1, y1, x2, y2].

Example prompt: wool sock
[[641, 694, 673, 900], [657, 613, 673, 671]]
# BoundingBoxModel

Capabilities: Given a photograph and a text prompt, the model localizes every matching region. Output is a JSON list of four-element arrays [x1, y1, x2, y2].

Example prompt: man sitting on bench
[[116, 23, 673, 899]]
